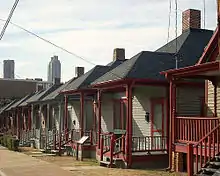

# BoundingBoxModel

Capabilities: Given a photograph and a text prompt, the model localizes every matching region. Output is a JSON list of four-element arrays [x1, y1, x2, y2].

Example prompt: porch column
[[58, 103, 62, 133], [80, 92, 85, 137], [168, 78, 176, 170], [28, 106, 31, 131], [213, 80, 217, 117], [46, 104, 50, 130], [17, 109, 20, 139], [31, 105, 34, 130], [64, 95, 68, 141], [97, 90, 102, 149], [126, 83, 133, 168]]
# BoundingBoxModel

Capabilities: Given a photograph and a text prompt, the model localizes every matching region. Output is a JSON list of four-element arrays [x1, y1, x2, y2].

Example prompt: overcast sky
[[0, 0, 217, 82]]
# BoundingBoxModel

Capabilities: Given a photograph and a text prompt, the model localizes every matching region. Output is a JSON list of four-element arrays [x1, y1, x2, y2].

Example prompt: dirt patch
[[33, 155, 187, 176], [19, 148, 187, 176]]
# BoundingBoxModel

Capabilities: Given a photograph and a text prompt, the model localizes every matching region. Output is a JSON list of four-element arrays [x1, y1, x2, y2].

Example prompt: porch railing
[[132, 136, 167, 152], [176, 117, 219, 143], [187, 123, 220, 176]]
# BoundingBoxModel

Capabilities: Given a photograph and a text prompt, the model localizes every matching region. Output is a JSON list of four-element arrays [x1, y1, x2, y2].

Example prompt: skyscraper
[[47, 55, 61, 84], [3, 60, 15, 79]]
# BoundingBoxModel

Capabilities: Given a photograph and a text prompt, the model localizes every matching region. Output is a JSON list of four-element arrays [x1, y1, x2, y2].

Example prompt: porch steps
[[197, 155, 220, 175], [99, 158, 124, 168]]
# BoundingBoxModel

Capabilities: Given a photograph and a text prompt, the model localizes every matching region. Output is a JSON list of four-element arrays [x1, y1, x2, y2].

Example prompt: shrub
[[0, 135, 19, 151]]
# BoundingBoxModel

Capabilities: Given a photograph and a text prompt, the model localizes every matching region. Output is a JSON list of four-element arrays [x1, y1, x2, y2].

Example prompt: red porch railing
[[176, 117, 219, 143], [187, 123, 220, 176], [132, 136, 167, 152]]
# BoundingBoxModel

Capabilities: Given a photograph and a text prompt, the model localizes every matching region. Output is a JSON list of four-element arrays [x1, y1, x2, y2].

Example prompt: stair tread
[[209, 161, 220, 166], [202, 167, 218, 173]]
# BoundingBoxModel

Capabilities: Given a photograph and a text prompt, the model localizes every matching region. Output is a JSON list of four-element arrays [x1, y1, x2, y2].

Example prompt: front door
[[151, 98, 165, 149], [113, 99, 126, 130]]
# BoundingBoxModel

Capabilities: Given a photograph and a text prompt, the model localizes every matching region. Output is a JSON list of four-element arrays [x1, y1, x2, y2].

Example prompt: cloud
[[0, 0, 217, 81]]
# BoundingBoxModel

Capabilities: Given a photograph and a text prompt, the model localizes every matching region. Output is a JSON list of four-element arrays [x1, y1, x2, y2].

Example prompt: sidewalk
[[0, 146, 74, 176]]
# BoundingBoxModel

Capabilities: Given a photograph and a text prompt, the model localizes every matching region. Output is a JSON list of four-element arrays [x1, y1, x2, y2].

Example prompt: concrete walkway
[[0, 146, 74, 176]]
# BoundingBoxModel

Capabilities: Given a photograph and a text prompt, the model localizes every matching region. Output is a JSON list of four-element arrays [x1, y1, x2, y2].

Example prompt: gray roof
[[0, 100, 18, 114], [27, 84, 62, 104], [92, 28, 213, 85], [92, 52, 175, 84], [63, 60, 125, 92], [42, 78, 76, 102], [6, 94, 34, 111]]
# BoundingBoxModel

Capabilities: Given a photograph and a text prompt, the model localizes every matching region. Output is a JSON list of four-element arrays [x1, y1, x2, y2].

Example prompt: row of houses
[[0, 8, 219, 175]]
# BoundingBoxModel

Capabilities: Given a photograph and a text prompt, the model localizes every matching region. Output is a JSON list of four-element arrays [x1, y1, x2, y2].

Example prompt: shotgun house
[[25, 84, 62, 149], [89, 9, 213, 169], [160, 5, 220, 176], [5, 94, 34, 138], [0, 100, 17, 134], [60, 49, 127, 158]]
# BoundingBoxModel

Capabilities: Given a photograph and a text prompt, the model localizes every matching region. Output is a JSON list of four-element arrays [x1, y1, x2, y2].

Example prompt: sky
[[0, 0, 218, 82]]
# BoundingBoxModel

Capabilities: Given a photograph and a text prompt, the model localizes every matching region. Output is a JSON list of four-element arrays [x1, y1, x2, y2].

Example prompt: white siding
[[101, 93, 114, 133], [69, 101, 80, 130], [132, 86, 167, 137]]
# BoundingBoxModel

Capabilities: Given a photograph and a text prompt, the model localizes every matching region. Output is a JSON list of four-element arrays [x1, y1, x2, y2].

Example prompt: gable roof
[[92, 52, 175, 84], [0, 100, 18, 114], [6, 94, 34, 111], [27, 84, 62, 104], [92, 28, 213, 85], [156, 29, 213, 64], [62, 59, 126, 92]]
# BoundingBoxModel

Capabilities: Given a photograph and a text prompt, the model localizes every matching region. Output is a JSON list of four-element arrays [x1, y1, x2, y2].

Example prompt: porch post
[[80, 92, 85, 137], [213, 80, 217, 117], [46, 104, 50, 130], [97, 90, 102, 149], [28, 106, 31, 131], [31, 105, 34, 130], [168, 78, 176, 170], [64, 95, 68, 141], [126, 83, 133, 168], [17, 109, 20, 139]]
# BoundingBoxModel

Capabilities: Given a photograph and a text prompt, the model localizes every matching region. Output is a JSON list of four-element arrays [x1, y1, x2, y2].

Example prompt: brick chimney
[[182, 9, 201, 32], [75, 67, 84, 77], [113, 48, 125, 61]]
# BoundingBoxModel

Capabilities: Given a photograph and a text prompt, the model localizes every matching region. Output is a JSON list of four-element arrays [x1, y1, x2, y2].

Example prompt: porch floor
[[132, 151, 167, 156]]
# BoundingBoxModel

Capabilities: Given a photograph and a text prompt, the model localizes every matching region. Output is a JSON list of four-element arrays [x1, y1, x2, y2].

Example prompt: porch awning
[[160, 61, 220, 79]]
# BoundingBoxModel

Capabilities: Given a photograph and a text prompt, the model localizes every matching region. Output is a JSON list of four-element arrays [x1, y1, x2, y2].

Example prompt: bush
[[0, 135, 19, 151]]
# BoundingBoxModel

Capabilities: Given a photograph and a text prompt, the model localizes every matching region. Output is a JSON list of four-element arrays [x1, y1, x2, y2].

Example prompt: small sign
[[113, 129, 126, 135], [77, 136, 89, 144]]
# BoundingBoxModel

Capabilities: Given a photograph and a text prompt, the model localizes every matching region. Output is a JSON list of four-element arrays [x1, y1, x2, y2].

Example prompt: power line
[[203, 0, 206, 29], [167, 0, 172, 43], [0, 19, 122, 80], [175, 0, 178, 69], [0, 0, 20, 40]]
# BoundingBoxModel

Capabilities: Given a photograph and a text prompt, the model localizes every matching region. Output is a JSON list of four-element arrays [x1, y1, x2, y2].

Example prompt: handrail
[[194, 123, 220, 147], [176, 116, 219, 120], [189, 123, 220, 175]]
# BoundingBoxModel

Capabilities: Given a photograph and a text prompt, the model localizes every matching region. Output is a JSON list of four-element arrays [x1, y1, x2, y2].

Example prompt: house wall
[[68, 99, 93, 131], [132, 86, 167, 137], [101, 93, 114, 133], [176, 86, 204, 116]]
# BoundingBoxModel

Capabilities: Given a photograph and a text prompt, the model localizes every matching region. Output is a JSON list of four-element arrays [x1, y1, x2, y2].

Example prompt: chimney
[[75, 67, 84, 77], [182, 9, 201, 32], [113, 48, 125, 61]]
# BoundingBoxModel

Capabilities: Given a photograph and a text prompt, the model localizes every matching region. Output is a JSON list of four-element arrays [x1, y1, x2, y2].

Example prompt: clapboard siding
[[69, 101, 80, 130], [132, 86, 167, 137], [207, 80, 214, 116], [176, 87, 204, 116], [101, 94, 113, 133]]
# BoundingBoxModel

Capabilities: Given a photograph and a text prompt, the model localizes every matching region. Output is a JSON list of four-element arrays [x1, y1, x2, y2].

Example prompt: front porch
[[162, 60, 220, 175], [93, 80, 169, 169]]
